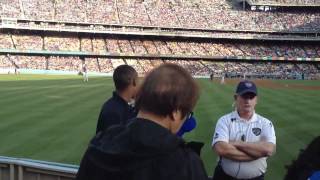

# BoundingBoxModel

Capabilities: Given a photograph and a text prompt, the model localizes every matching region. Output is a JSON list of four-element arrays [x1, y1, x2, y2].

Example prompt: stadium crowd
[[1, 34, 320, 58], [0, 0, 319, 31], [1, 54, 319, 79], [0, 0, 319, 79], [1, 32, 319, 79]]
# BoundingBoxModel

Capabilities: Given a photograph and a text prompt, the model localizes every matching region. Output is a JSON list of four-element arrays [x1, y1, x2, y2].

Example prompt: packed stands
[[0, 0, 319, 32], [0, 2, 319, 180], [0, 0, 319, 79], [1, 53, 318, 79], [0, 30, 319, 79], [1, 34, 320, 58]]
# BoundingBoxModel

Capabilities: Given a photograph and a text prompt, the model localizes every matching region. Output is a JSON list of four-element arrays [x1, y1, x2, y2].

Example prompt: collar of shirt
[[233, 110, 257, 123], [112, 91, 129, 106]]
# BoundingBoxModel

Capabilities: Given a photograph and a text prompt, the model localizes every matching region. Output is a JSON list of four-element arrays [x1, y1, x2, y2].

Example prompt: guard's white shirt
[[212, 111, 276, 179]]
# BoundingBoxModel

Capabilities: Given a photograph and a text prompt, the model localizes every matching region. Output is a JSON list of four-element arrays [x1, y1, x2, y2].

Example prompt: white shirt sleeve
[[261, 119, 276, 145], [212, 116, 230, 146]]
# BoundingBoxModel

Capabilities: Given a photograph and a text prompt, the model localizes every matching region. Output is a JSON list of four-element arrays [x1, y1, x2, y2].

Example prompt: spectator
[[76, 63, 208, 180], [284, 136, 320, 180], [95, 64, 138, 134]]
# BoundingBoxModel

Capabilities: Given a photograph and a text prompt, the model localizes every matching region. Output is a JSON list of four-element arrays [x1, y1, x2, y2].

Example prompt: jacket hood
[[87, 118, 184, 172]]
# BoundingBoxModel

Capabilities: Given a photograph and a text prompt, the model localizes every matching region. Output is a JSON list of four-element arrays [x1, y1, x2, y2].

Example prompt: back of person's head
[[135, 63, 199, 119], [113, 65, 137, 92], [284, 136, 320, 180]]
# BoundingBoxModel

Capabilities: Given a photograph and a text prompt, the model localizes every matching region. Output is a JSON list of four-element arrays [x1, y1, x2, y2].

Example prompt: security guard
[[212, 80, 276, 180]]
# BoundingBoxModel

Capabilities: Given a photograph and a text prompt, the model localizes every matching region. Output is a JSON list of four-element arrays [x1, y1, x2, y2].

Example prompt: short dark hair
[[136, 63, 199, 118], [113, 65, 137, 92]]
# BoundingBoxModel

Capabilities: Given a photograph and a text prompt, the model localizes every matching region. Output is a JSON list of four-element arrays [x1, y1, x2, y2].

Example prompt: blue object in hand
[[177, 116, 196, 137], [309, 171, 320, 180]]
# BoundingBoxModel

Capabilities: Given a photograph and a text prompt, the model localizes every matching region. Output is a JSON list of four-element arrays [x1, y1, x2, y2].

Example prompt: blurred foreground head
[[135, 63, 199, 133]]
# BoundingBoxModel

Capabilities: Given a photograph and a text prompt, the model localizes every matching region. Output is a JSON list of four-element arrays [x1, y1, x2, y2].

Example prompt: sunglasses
[[186, 112, 194, 120]]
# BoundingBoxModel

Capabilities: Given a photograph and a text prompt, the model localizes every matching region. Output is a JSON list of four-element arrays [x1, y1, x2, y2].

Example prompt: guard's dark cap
[[236, 80, 257, 96]]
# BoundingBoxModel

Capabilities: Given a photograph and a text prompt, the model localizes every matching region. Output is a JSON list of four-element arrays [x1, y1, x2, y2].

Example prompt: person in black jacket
[[96, 65, 138, 134], [284, 136, 320, 180], [76, 63, 208, 180]]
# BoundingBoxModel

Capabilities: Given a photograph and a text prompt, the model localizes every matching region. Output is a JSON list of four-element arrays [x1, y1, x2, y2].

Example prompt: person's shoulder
[[218, 112, 235, 123], [168, 147, 203, 168], [103, 95, 124, 107], [153, 148, 207, 180], [177, 147, 208, 179], [255, 113, 274, 125], [100, 97, 124, 114], [101, 98, 114, 109]]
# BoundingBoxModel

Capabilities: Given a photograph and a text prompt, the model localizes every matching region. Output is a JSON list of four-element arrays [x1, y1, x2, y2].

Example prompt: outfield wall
[[0, 156, 77, 180], [0, 68, 210, 79], [0, 68, 112, 76]]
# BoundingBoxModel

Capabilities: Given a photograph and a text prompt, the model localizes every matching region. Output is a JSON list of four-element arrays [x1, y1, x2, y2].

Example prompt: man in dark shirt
[[96, 65, 138, 134], [76, 63, 208, 180]]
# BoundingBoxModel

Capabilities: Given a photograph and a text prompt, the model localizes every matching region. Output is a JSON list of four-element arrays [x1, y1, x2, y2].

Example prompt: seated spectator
[[76, 63, 208, 180], [284, 136, 320, 180]]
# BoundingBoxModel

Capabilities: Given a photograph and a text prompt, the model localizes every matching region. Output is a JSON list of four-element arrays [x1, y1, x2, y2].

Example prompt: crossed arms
[[213, 141, 276, 162]]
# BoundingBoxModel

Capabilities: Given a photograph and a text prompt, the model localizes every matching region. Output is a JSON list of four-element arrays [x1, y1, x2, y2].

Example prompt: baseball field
[[0, 74, 319, 179]]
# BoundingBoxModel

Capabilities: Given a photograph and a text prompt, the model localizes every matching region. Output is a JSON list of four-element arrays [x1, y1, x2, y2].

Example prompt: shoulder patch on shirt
[[252, 128, 261, 136], [214, 132, 219, 139]]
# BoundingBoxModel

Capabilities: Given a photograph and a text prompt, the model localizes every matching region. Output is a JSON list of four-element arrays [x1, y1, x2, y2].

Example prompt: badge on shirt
[[252, 128, 261, 136]]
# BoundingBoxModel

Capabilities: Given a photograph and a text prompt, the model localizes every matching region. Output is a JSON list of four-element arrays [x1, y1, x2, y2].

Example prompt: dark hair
[[135, 63, 199, 118], [284, 136, 320, 180], [113, 65, 137, 92]]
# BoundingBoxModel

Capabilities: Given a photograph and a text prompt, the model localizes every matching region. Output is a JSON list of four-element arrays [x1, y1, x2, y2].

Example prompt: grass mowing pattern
[[0, 74, 320, 179]]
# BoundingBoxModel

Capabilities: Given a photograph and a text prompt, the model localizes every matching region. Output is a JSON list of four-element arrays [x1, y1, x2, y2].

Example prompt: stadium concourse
[[0, 0, 320, 180]]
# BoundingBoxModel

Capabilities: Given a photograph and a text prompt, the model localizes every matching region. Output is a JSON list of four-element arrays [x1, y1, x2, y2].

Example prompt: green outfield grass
[[0, 74, 320, 179]]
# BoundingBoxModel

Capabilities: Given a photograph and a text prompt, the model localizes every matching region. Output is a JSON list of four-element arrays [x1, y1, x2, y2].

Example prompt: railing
[[246, 0, 320, 7], [0, 156, 77, 180]]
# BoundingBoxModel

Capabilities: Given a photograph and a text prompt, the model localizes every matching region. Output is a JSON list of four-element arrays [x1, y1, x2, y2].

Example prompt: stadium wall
[[0, 68, 112, 77], [0, 68, 210, 78]]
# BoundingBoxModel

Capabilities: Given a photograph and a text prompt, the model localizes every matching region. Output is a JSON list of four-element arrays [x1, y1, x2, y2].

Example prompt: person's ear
[[132, 79, 136, 87], [234, 94, 237, 100], [172, 110, 183, 122]]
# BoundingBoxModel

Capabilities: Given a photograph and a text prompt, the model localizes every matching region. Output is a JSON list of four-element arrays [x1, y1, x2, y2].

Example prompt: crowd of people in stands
[[1, 54, 319, 79], [0, 0, 319, 31], [1, 34, 320, 58], [0, 0, 319, 79]]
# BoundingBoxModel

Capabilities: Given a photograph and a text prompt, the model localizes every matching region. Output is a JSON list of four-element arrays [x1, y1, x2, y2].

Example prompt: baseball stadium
[[0, 0, 320, 180]]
